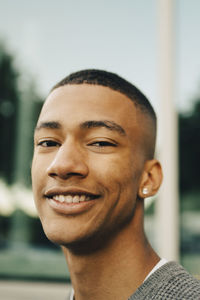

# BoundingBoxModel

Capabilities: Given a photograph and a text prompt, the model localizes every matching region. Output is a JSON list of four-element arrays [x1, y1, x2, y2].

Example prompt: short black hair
[[52, 69, 156, 125]]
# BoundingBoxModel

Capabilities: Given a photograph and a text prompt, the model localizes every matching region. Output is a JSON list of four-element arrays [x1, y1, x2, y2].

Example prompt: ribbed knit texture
[[128, 261, 200, 300]]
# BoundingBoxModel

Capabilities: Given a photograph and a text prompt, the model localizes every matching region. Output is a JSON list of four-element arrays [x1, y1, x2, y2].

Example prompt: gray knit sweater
[[128, 261, 200, 299]]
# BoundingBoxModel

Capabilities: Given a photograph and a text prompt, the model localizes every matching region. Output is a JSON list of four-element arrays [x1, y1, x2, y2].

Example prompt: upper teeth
[[52, 194, 90, 203]]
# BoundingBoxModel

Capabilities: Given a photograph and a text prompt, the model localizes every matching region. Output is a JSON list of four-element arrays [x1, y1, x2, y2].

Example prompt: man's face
[[32, 84, 147, 248]]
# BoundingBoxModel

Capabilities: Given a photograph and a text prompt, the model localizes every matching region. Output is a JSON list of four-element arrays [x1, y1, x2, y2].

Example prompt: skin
[[32, 84, 163, 300]]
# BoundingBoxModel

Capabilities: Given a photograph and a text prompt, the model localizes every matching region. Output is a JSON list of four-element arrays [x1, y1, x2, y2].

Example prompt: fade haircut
[[51, 69, 157, 158], [52, 69, 156, 124]]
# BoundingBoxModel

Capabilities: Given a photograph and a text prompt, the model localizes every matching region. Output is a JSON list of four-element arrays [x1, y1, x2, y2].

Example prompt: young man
[[32, 69, 200, 300]]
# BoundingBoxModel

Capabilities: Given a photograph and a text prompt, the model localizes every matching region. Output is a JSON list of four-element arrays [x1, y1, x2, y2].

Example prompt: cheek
[[90, 152, 139, 185], [32, 151, 50, 185], [31, 155, 47, 208], [32, 158, 41, 192], [89, 154, 140, 207]]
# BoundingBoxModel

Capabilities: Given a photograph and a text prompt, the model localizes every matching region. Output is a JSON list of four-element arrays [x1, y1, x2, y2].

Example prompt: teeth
[[80, 195, 86, 202], [73, 195, 80, 203], [52, 194, 90, 204], [66, 195, 73, 203], [54, 195, 65, 202], [59, 195, 65, 203]]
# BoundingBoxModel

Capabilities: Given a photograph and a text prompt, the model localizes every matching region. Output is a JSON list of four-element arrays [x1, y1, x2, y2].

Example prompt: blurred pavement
[[0, 280, 71, 300]]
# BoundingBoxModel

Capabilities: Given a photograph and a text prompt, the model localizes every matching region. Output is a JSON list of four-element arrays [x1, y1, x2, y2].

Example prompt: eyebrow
[[35, 120, 126, 136], [80, 120, 126, 136], [35, 121, 61, 131]]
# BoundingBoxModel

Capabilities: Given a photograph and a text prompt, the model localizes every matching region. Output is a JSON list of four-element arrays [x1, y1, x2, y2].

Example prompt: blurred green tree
[[0, 42, 43, 186], [0, 43, 20, 183], [14, 81, 43, 186], [179, 97, 200, 195]]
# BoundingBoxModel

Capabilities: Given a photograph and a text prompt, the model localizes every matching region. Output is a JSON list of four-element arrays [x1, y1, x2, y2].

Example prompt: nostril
[[48, 171, 87, 180], [66, 172, 84, 177]]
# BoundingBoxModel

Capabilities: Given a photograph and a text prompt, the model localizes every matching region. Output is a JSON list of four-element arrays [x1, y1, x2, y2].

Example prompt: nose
[[47, 141, 89, 180]]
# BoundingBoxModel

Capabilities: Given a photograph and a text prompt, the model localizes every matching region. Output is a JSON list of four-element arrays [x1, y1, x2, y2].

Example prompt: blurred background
[[0, 0, 200, 298]]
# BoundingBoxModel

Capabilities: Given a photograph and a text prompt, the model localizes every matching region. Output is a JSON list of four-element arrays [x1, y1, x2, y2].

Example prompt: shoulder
[[129, 261, 200, 300]]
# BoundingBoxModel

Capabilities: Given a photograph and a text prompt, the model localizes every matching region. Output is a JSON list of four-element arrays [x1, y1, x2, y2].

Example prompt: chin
[[42, 225, 77, 246], [41, 220, 88, 247], [41, 222, 106, 254]]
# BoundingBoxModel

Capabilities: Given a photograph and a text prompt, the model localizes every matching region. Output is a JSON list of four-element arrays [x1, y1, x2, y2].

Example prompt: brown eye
[[38, 140, 60, 147], [91, 141, 117, 147]]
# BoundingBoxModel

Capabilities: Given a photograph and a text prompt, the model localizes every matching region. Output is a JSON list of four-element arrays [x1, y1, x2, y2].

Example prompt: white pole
[[156, 0, 179, 261]]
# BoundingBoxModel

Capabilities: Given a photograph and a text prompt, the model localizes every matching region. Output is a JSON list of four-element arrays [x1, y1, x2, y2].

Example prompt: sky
[[0, 0, 200, 113]]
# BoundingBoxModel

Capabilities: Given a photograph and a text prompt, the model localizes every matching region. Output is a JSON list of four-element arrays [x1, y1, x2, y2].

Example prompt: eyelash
[[37, 140, 60, 147], [89, 141, 117, 147], [37, 140, 117, 149]]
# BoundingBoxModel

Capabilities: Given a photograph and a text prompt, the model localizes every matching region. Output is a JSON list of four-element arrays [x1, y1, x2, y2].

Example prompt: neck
[[62, 204, 159, 300]]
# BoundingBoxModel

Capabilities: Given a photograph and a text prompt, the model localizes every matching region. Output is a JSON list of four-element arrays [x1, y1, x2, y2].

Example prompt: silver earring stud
[[143, 187, 148, 195]]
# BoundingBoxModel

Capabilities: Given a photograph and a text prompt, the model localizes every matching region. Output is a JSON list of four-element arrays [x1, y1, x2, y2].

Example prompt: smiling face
[[32, 84, 157, 250]]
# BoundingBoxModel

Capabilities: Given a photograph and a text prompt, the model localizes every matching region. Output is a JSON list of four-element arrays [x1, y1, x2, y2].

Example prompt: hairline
[[51, 81, 156, 124]]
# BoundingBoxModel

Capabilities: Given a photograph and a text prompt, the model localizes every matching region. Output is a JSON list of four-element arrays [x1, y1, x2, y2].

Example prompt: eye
[[87, 140, 118, 153], [91, 141, 117, 147], [37, 140, 60, 147]]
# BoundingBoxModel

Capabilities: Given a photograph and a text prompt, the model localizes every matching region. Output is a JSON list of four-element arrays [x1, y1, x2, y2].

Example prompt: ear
[[138, 159, 163, 198]]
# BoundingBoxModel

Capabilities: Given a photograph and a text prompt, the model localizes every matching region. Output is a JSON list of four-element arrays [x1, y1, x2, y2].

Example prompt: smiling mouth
[[46, 194, 100, 204]]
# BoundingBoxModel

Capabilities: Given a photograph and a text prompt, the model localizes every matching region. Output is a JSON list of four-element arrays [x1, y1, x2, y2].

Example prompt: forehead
[[39, 84, 139, 131]]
